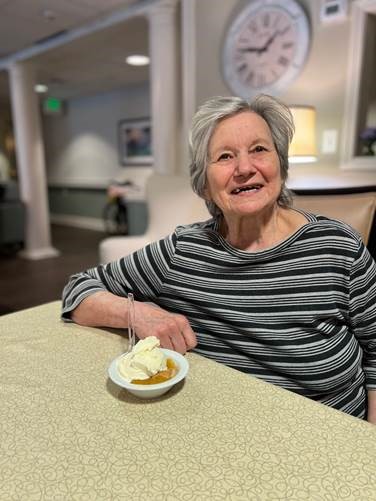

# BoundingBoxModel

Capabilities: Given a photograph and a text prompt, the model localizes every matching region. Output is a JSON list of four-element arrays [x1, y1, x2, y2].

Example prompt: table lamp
[[288, 105, 317, 163]]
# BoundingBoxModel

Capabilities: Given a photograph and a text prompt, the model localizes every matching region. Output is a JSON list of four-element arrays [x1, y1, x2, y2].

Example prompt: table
[[1, 302, 376, 500], [287, 165, 376, 191]]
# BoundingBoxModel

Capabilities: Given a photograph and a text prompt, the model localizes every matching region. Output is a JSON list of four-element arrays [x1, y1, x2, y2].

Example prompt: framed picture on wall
[[118, 118, 152, 166]]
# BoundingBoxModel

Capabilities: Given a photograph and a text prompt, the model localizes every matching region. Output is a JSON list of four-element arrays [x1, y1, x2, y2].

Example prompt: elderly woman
[[62, 95, 376, 423]]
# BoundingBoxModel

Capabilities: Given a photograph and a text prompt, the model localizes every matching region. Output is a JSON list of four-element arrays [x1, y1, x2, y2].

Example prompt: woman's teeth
[[232, 185, 261, 194]]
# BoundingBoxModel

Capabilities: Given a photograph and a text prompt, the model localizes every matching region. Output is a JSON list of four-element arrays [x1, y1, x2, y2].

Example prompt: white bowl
[[108, 348, 189, 399]]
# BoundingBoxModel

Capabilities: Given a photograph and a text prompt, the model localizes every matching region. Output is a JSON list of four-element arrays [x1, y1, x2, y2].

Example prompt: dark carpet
[[0, 225, 106, 315]]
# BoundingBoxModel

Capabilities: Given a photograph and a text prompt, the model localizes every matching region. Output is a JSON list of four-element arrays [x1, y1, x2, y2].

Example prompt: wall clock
[[222, 0, 311, 99]]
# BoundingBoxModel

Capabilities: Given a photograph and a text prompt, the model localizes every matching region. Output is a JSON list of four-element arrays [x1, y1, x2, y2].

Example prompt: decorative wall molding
[[48, 179, 109, 189], [50, 213, 105, 232]]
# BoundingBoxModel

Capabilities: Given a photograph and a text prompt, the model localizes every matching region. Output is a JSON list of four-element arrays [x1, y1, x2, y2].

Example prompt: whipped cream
[[118, 336, 167, 382]]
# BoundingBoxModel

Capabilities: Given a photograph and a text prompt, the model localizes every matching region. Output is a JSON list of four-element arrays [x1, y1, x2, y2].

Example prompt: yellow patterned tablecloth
[[1, 301, 376, 500]]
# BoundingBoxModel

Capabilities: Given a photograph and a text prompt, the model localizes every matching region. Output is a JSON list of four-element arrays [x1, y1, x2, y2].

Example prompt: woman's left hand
[[134, 301, 197, 355]]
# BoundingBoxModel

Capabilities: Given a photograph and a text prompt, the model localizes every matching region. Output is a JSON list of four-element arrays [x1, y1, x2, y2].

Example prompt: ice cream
[[118, 336, 167, 383]]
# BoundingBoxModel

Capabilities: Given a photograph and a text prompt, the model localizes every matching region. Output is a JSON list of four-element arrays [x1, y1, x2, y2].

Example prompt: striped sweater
[[62, 213, 376, 418]]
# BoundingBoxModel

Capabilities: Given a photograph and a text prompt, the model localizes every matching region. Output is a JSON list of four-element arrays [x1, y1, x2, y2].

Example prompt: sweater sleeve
[[61, 232, 177, 321], [349, 242, 376, 390]]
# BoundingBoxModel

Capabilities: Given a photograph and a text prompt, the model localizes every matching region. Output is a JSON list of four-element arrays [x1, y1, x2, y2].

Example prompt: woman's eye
[[217, 152, 233, 161], [252, 145, 267, 153]]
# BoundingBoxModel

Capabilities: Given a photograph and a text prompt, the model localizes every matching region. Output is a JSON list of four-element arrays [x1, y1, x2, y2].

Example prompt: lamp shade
[[289, 105, 317, 163]]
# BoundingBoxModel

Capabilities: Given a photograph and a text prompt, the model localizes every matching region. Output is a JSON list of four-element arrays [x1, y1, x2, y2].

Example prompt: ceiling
[[0, 0, 151, 102]]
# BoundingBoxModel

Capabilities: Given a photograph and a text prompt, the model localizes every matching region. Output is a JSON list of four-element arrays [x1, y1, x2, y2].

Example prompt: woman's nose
[[234, 152, 255, 176]]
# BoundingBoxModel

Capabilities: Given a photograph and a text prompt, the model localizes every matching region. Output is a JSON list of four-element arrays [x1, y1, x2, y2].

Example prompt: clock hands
[[263, 31, 279, 51], [238, 46, 266, 55], [237, 28, 288, 56]]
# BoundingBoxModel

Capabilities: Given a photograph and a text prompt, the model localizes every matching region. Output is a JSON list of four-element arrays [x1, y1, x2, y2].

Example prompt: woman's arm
[[367, 390, 376, 425], [63, 234, 197, 353], [62, 236, 177, 319], [349, 245, 376, 414], [70, 290, 128, 327], [71, 290, 197, 354]]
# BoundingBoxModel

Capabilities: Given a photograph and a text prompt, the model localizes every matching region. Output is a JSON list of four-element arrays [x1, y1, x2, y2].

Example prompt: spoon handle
[[127, 292, 136, 351]]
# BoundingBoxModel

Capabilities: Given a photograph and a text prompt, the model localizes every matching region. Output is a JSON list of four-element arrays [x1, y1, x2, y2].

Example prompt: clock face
[[222, 0, 311, 98]]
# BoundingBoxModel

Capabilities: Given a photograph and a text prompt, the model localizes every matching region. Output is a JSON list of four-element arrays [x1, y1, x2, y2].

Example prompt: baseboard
[[50, 213, 105, 232], [19, 246, 60, 260]]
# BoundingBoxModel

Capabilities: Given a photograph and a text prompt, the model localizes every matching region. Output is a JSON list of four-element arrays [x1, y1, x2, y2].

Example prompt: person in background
[[62, 94, 376, 423]]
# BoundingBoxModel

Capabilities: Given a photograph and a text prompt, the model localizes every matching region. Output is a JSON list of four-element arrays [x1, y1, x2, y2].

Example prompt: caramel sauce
[[132, 358, 178, 385]]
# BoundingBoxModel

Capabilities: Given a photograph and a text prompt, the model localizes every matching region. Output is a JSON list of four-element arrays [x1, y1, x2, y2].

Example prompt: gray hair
[[188, 94, 295, 217]]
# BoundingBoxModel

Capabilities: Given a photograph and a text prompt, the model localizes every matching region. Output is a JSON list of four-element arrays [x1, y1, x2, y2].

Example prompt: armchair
[[292, 190, 376, 257], [99, 174, 210, 263]]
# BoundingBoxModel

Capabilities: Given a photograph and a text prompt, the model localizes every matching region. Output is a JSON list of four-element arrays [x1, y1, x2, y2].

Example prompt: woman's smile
[[230, 183, 263, 195]]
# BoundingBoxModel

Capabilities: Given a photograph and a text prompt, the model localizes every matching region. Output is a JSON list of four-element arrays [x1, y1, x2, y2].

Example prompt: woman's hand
[[134, 302, 197, 354], [70, 291, 197, 355]]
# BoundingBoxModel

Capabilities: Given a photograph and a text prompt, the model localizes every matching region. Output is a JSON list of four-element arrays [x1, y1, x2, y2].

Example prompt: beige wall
[[43, 83, 152, 189], [194, 0, 352, 169]]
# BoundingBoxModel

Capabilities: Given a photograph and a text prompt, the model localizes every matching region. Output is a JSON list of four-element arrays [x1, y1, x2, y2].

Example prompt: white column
[[181, 0, 197, 174], [8, 61, 59, 259], [148, 0, 179, 175]]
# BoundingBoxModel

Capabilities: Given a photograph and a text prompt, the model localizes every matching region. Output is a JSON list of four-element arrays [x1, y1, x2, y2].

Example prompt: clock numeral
[[278, 56, 290, 67], [248, 21, 258, 33], [237, 63, 247, 73], [246, 71, 255, 84], [282, 42, 294, 50], [279, 26, 291, 36], [257, 74, 266, 88], [272, 14, 281, 29]]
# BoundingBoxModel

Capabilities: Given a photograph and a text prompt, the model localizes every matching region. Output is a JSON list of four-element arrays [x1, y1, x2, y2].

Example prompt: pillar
[[8, 61, 59, 259], [148, 0, 179, 175], [181, 0, 197, 173]]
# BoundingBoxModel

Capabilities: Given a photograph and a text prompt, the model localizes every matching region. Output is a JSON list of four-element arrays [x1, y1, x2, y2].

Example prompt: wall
[[43, 83, 152, 232], [44, 82, 152, 188], [194, 0, 351, 170], [48, 186, 147, 234]]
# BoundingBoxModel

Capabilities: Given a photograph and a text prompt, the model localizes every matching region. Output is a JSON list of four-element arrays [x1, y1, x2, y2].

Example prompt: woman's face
[[205, 111, 282, 220]]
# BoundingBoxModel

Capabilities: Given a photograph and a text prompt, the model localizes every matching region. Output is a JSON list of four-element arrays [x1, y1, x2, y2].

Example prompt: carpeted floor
[[0, 225, 106, 315]]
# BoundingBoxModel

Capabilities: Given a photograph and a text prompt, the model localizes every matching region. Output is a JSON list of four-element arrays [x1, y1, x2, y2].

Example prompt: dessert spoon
[[127, 292, 136, 353]]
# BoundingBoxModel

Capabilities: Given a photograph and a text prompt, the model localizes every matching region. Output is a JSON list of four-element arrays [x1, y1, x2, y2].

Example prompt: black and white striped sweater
[[62, 213, 376, 418]]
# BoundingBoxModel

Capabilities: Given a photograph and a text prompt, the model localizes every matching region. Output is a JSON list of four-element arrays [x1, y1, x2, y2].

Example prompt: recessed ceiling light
[[125, 55, 150, 66], [34, 84, 48, 93]]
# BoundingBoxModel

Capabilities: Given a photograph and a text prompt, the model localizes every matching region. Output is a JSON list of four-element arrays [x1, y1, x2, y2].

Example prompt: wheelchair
[[103, 181, 133, 235]]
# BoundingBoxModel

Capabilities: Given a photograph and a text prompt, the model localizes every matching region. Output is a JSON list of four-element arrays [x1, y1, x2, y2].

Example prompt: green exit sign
[[43, 97, 64, 115]]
